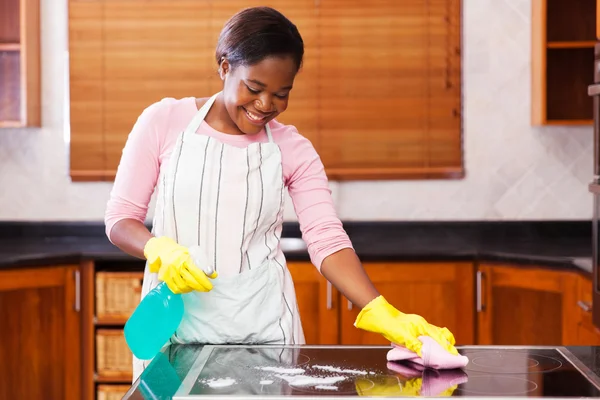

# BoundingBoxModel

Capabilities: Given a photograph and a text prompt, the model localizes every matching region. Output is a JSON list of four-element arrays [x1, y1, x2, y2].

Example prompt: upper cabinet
[[0, 0, 40, 127], [68, 0, 463, 181], [531, 0, 596, 125]]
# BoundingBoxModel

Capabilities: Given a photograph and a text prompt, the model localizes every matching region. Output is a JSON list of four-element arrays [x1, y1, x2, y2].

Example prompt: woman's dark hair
[[215, 7, 304, 71]]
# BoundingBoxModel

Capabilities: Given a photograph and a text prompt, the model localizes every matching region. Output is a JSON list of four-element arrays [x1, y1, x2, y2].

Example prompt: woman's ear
[[218, 58, 230, 80]]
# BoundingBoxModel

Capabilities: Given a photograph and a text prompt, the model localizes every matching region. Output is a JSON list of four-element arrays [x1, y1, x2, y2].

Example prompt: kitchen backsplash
[[0, 0, 593, 222]]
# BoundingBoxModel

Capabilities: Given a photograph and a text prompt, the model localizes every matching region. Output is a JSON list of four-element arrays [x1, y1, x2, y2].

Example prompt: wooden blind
[[319, 0, 462, 179], [69, 0, 462, 181]]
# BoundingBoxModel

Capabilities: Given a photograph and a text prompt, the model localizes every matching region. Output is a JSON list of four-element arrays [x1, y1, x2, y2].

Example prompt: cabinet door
[[477, 263, 579, 345], [573, 274, 600, 345], [340, 262, 475, 345], [0, 265, 82, 400], [288, 262, 339, 344]]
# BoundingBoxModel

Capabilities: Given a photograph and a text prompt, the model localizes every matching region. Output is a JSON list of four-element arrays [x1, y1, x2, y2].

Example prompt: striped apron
[[133, 92, 305, 381]]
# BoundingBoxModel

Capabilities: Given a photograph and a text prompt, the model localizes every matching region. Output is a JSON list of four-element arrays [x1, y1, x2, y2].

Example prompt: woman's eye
[[275, 93, 289, 99], [246, 86, 260, 94]]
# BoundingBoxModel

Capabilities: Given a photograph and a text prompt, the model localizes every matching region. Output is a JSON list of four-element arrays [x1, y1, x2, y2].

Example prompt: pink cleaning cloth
[[387, 361, 469, 396], [386, 336, 469, 370]]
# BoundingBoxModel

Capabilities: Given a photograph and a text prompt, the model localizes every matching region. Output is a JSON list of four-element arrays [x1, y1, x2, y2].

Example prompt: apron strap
[[182, 92, 220, 141], [265, 123, 273, 143]]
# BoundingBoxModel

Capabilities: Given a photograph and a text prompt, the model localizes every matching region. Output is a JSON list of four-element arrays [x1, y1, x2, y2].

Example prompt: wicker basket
[[96, 272, 144, 321], [97, 385, 130, 400], [96, 329, 133, 378]]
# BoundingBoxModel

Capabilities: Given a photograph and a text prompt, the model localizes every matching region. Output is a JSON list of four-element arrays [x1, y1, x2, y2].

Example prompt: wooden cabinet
[[339, 262, 475, 345], [0, 0, 40, 127], [80, 264, 144, 400], [68, 0, 463, 181], [574, 273, 600, 345], [0, 265, 82, 400], [531, 0, 596, 125], [290, 260, 597, 348], [1, 258, 593, 399], [476, 263, 598, 346], [288, 261, 476, 346], [288, 262, 339, 344]]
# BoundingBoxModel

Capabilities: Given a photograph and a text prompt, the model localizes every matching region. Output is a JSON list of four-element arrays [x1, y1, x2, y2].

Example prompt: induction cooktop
[[159, 345, 600, 399]]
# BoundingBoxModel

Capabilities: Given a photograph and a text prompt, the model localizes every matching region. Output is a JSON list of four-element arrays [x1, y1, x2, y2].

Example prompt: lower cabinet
[[7, 258, 595, 399], [339, 262, 475, 345], [290, 261, 600, 348], [289, 261, 476, 346], [476, 263, 600, 346], [575, 276, 600, 345], [0, 265, 82, 400], [287, 262, 339, 344]]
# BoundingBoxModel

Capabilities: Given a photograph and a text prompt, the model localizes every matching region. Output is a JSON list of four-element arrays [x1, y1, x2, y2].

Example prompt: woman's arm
[[320, 248, 379, 309], [109, 219, 153, 259], [105, 99, 172, 257], [282, 128, 378, 306], [283, 128, 457, 355]]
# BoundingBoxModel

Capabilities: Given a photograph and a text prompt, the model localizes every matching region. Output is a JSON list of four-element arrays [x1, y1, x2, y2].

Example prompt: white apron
[[133, 93, 305, 381]]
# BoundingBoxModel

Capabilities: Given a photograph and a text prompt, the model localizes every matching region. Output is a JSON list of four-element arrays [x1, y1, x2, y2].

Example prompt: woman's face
[[220, 55, 298, 135]]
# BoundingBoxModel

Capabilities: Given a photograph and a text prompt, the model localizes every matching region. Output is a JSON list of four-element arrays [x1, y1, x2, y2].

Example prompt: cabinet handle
[[347, 300, 353, 311], [74, 270, 80, 312], [326, 281, 332, 310], [578, 300, 592, 313], [476, 271, 485, 312]]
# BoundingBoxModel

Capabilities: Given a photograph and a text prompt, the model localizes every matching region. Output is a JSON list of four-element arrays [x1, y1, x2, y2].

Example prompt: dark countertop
[[122, 344, 600, 399], [0, 221, 593, 274]]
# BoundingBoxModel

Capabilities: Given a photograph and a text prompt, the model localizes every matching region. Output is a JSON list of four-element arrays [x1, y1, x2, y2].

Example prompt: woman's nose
[[255, 96, 273, 112]]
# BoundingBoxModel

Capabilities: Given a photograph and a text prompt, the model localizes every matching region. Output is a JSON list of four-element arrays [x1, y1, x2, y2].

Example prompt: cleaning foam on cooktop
[[275, 374, 347, 387], [256, 366, 305, 374], [315, 385, 338, 391], [202, 378, 237, 388], [313, 365, 369, 375]]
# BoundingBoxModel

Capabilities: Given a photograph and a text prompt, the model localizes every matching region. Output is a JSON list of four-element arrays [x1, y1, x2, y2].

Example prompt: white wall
[[0, 0, 593, 222]]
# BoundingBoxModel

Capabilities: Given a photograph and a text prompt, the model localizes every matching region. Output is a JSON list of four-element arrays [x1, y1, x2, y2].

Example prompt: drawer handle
[[74, 270, 80, 312], [578, 300, 592, 313], [476, 271, 486, 312]]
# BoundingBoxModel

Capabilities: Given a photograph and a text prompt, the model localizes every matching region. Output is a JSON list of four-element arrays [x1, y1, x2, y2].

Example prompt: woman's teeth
[[245, 109, 265, 121]]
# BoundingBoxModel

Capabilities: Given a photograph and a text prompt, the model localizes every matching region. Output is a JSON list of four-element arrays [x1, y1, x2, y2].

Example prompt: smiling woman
[[104, 6, 458, 384]]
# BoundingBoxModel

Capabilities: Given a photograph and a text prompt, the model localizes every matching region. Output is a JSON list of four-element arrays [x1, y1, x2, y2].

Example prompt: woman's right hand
[[143, 236, 217, 294]]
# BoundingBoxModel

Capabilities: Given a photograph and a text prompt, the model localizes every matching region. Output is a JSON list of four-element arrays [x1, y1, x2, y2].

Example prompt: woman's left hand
[[354, 296, 458, 357]]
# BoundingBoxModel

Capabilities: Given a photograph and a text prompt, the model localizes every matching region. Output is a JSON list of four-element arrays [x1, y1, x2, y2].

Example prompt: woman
[[105, 6, 458, 380]]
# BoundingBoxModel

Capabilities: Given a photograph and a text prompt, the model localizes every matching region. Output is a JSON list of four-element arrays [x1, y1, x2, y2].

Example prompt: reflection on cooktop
[[456, 348, 600, 398], [466, 350, 563, 374], [183, 346, 600, 398]]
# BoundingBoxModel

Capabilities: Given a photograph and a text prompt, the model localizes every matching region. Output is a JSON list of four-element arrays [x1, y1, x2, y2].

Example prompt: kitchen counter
[[122, 344, 600, 399], [0, 221, 592, 273]]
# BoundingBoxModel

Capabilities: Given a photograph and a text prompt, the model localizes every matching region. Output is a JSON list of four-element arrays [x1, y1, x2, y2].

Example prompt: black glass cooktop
[[171, 345, 600, 398]]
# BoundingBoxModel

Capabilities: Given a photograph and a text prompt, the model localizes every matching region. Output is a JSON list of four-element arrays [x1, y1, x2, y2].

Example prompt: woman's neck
[[203, 94, 245, 136]]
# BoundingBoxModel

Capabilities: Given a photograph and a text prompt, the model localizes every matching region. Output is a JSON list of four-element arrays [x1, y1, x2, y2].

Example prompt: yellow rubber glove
[[355, 376, 457, 397], [143, 236, 217, 294], [354, 296, 458, 356]]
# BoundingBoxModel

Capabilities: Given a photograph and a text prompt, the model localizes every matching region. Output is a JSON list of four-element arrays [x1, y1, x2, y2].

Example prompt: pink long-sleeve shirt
[[105, 97, 353, 269]]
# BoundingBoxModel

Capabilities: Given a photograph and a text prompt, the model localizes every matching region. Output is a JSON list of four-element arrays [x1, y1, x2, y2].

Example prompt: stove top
[[161, 345, 600, 399]]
